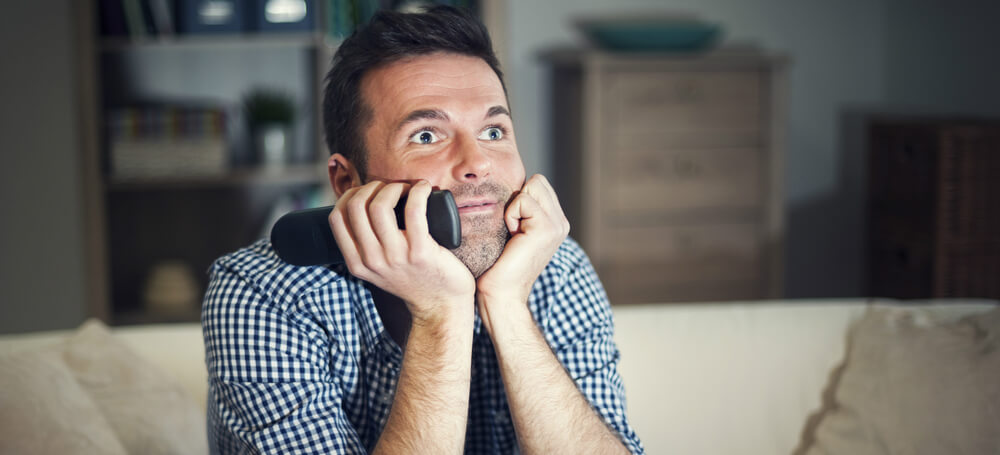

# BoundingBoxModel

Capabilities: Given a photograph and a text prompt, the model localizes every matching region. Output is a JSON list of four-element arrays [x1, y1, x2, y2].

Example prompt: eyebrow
[[485, 105, 511, 119], [395, 109, 449, 134], [394, 105, 512, 137]]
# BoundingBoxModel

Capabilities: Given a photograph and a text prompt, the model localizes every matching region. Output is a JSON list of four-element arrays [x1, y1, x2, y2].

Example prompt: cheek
[[499, 153, 526, 189]]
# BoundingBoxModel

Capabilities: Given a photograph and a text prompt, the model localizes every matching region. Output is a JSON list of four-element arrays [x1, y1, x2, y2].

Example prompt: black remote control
[[270, 189, 461, 266]]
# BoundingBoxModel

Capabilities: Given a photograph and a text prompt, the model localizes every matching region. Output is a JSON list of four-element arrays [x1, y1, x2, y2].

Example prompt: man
[[203, 6, 643, 454]]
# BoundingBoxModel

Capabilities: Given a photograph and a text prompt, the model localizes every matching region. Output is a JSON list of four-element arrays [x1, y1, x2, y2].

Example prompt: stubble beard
[[449, 181, 512, 278]]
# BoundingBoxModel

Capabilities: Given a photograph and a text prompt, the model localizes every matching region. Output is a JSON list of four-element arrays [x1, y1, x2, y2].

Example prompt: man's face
[[358, 52, 526, 276]]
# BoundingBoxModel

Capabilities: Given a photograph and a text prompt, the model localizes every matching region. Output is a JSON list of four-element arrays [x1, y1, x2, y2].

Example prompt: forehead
[[360, 52, 507, 118]]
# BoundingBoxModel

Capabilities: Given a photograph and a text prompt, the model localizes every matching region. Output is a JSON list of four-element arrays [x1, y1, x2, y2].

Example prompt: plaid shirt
[[203, 237, 644, 454]]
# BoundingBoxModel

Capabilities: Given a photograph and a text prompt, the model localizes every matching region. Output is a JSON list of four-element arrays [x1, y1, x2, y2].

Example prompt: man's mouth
[[457, 199, 498, 214]]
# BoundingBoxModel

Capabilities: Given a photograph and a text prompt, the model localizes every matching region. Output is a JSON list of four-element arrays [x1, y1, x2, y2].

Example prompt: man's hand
[[474, 175, 630, 453], [329, 180, 475, 323], [476, 174, 569, 321], [332, 180, 477, 454]]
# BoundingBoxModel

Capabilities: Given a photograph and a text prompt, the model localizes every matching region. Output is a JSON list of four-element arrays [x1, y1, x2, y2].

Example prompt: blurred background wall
[[1, 0, 998, 333], [503, 0, 1000, 298], [0, 1, 89, 333]]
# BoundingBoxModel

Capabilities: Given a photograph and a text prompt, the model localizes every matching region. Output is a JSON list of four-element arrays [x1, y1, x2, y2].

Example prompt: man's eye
[[479, 126, 504, 141], [409, 130, 440, 144]]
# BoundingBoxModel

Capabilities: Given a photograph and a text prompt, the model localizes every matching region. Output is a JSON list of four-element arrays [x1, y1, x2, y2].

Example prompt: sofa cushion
[[61, 319, 208, 455], [800, 306, 1000, 455], [613, 300, 876, 455], [0, 349, 128, 454]]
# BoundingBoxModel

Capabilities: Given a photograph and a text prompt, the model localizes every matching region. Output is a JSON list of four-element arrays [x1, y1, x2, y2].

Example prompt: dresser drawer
[[600, 221, 761, 264], [605, 71, 762, 133], [598, 222, 764, 303], [601, 262, 763, 304], [605, 146, 763, 215]]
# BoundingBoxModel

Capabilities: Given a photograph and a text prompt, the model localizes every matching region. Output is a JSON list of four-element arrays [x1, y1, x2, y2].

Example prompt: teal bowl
[[579, 21, 722, 52]]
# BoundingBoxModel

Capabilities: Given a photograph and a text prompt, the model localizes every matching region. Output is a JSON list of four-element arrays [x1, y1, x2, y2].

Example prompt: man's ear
[[328, 153, 362, 197]]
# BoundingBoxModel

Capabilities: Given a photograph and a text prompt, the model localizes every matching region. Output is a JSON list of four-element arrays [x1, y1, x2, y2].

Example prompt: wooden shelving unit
[[79, 0, 336, 325], [76, 1, 500, 326], [98, 32, 331, 52], [105, 163, 328, 191]]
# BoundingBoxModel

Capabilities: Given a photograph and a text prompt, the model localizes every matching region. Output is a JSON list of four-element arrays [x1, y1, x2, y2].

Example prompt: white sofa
[[1, 298, 996, 454]]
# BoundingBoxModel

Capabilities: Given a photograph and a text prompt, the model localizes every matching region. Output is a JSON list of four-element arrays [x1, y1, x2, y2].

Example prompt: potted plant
[[243, 88, 296, 167]]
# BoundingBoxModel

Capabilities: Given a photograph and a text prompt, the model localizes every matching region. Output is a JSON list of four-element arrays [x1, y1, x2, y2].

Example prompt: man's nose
[[452, 134, 492, 182]]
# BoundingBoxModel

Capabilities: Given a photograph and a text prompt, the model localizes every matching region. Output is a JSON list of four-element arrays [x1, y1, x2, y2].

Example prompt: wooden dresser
[[544, 49, 787, 304]]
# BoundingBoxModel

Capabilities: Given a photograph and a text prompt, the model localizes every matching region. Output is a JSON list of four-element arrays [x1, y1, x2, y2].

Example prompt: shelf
[[100, 32, 340, 52], [105, 164, 328, 191]]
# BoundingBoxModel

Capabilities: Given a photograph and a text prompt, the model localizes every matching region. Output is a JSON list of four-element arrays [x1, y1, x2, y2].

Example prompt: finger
[[520, 174, 569, 235], [346, 181, 388, 269], [504, 191, 542, 234], [329, 189, 366, 276], [369, 182, 410, 258], [531, 174, 570, 233], [403, 180, 432, 248], [521, 174, 558, 215], [533, 174, 566, 216]]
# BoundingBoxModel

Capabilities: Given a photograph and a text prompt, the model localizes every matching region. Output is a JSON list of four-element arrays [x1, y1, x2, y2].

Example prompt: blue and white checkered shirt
[[203, 237, 644, 454]]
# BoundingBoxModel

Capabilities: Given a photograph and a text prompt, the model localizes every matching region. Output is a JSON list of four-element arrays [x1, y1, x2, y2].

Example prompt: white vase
[[254, 123, 291, 167]]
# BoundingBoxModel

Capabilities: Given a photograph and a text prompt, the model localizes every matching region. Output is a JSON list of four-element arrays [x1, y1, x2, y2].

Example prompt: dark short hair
[[322, 5, 506, 180]]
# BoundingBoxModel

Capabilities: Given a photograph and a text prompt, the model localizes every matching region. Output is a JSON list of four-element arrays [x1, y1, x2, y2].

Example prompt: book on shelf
[[175, 0, 245, 35], [324, 0, 480, 41], [107, 104, 231, 178], [122, 0, 149, 38], [247, 0, 316, 32], [99, 0, 176, 39], [148, 0, 176, 36], [98, 0, 129, 37]]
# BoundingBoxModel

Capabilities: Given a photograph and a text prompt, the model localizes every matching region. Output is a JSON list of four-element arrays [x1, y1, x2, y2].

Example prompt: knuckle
[[343, 258, 368, 279], [408, 245, 432, 264], [362, 255, 387, 273], [375, 183, 398, 200], [385, 251, 408, 267], [346, 197, 368, 215], [369, 197, 392, 213]]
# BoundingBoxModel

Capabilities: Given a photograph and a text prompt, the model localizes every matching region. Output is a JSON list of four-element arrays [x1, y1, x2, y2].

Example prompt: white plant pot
[[254, 124, 292, 167]]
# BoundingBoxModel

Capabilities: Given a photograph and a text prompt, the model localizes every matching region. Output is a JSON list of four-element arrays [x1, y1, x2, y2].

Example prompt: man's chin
[[452, 229, 510, 278]]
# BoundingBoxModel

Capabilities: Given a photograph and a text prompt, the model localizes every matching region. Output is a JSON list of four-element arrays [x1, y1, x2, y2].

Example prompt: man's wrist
[[476, 293, 536, 337], [408, 296, 475, 334], [476, 282, 531, 309]]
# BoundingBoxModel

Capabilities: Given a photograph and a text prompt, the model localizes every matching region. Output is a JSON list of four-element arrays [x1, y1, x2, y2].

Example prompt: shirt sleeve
[[541, 245, 646, 455], [202, 262, 367, 454]]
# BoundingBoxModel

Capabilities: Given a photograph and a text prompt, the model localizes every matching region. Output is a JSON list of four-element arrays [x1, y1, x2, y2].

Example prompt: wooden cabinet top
[[540, 46, 789, 71]]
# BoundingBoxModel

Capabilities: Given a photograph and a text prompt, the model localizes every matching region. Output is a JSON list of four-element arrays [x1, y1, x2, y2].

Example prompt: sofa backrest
[[0, 323, 208, 411], [3, 298, 996, 454], [612, 299, 998, 455]]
